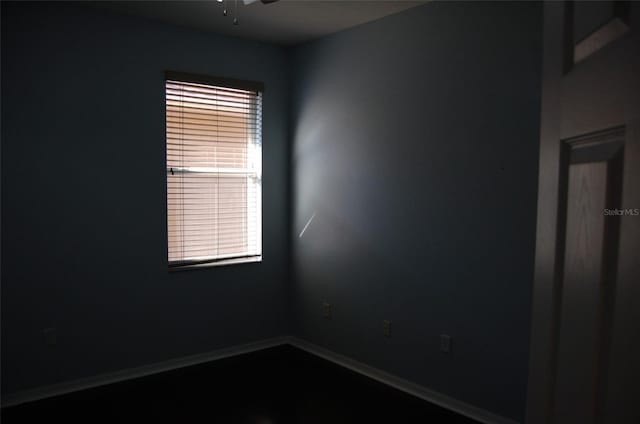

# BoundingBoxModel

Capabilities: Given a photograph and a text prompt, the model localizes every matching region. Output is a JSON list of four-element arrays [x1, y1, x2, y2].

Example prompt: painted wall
[[290, 2, 542, 421], [1, 3, 290, 394]]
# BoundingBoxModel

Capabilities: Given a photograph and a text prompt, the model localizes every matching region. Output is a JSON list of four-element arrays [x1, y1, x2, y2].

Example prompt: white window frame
[[165, 71, 263, 269]]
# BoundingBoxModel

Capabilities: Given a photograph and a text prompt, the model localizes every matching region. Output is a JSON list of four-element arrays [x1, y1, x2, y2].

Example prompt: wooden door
[[526, 2, 640, 423]]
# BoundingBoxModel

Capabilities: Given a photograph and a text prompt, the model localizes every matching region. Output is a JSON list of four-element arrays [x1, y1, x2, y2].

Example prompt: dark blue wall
[[1, 3, 290, 394], [290, 2, 541, 421]]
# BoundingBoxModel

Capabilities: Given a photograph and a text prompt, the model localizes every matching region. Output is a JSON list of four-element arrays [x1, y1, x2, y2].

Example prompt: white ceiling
[[95, 0, 427, 45]]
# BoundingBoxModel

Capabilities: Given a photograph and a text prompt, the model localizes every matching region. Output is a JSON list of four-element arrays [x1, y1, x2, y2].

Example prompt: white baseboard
[[289, 337, 520, 424], [1, 336, 291, 408], [2, 335, 520, 424]]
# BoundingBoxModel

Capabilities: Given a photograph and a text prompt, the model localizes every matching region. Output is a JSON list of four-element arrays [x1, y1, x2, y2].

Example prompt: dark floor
[[2, 345, 479, 423]]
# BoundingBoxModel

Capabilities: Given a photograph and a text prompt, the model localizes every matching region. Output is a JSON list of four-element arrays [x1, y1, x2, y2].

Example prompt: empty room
[[1, 1, 638, 423]]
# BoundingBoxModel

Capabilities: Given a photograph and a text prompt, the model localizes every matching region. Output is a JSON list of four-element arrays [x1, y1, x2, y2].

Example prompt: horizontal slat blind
[[166, 78, 262, 266]]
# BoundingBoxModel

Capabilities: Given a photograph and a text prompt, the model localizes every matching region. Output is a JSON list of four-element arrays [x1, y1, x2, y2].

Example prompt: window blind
[[166, 75, 262, 267]]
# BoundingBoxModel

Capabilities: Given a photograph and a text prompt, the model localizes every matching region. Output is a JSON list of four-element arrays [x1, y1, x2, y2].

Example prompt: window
[[165, 71, 263, 268]]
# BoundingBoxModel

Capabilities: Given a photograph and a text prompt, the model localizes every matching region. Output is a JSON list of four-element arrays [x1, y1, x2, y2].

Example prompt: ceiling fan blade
[[242, 0, 278, 4]]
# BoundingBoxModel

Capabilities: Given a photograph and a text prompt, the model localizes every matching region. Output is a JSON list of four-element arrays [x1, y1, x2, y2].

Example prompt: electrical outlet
[[440, 334, 451, 353], [44, 328, 57, 346], [383, 320, 391, 337], [322, 302, 332, 319]]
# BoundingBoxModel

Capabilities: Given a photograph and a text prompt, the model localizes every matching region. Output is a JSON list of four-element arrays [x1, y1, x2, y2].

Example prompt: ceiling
[[95, 0, 427, 45]]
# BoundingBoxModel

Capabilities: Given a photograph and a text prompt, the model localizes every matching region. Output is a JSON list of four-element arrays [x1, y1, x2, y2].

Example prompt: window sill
[[169, 256, 262, 272]]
